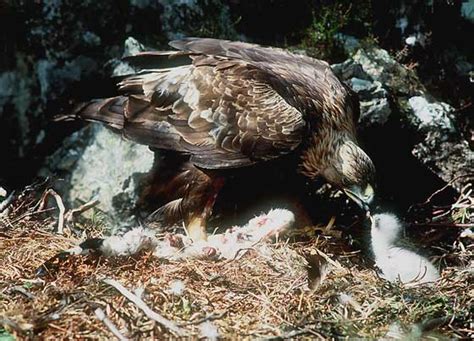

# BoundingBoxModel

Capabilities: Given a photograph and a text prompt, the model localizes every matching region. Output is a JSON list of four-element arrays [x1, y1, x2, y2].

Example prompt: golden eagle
[[73, 38, 376, 240]]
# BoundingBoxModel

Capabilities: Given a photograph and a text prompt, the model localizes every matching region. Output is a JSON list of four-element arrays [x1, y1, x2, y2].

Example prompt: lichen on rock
[[332, 38, 472, 192], [40, 125, 154, 231], [158, 0, 237, 40]]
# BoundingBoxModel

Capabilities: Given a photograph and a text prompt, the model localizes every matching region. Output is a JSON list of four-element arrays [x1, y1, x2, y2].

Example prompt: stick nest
[[0, 184, 472, 339]]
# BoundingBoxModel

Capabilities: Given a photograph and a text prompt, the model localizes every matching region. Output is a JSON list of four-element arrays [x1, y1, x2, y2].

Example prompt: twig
[[180, 294, 250, 326], [65, 199, 99, 225], [315, 248, 343, 270], [181, 311, 227, 326], [103, 279, 188, 337], [422, 175, 469, 205], [0, 191, 15, 214], [49, 190, 66, 234], [266, 327, 323, 339], [37, 189, 66, 234], [0, 316, 32, 334], [412, 223, 474, 228], [9, 286, 35, 300], [94, 308, 129, 341], [324, 216, 336, 231], [9, 208, 56, 224], [223, 247, 256, 263]]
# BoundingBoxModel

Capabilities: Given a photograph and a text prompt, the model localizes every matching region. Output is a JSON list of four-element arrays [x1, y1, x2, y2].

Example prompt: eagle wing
[[77, 38, 359, 170], [112, 48, 307, 169], [169, 37, 360, 126]]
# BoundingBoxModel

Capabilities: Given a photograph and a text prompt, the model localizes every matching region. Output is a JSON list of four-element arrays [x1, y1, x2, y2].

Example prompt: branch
[[0, 191, 15, 214], [36, 189, 66, 234], [103, 279, 188, 337], [47, 190, 66, 234], [65, 199, 99, 225], [94, 307, 129, 341]]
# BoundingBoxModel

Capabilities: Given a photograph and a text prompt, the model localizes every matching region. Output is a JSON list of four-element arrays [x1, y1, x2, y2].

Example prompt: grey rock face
[[39, 37, 153, 231], [332, 43, 472, 192], [332, 58, 392, 127], [0, 1, 127, 185], [461, 0, 474, 23], [408, 96, 455, 133], [111, 37, 146, 77], [350, 77, 391, 126], [40, 125, 155, 231], [0, 66, 34, 158], [158, 0, 236, 40], [1, 1, 237, 188], [67, 125, 154, 228]]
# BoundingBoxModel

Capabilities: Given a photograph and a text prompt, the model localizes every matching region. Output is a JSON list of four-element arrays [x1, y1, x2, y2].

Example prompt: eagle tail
[[56, 96, 126, 130]]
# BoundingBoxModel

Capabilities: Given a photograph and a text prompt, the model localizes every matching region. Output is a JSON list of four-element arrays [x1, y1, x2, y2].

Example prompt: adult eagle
[[74, 38, 376, 240]]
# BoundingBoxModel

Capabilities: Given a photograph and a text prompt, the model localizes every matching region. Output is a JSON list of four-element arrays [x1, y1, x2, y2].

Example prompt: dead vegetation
[[0, 183, 472, 340]]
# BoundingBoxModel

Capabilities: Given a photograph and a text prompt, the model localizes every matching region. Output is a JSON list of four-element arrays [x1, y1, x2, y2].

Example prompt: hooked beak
[[343, 187, 373, 213]]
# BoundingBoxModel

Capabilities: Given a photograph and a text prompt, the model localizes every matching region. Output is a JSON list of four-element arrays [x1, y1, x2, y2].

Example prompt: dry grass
[[0, 185, 472, 340]]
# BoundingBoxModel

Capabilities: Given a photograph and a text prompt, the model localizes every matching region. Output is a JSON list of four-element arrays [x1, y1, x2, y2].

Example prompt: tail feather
[[55, 97, 127, 130]]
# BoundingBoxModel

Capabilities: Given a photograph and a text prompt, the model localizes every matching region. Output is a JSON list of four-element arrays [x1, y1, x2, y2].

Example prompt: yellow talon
[[186, 216, 208, 241]]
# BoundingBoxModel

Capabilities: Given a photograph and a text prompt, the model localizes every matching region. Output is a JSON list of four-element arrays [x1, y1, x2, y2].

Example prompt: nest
[[0, 184, 472, 339]]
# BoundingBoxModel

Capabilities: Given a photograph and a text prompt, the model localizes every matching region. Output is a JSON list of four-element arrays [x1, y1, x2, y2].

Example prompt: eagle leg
[[186, 216, 207, 241], [183, 175, 225, 241]]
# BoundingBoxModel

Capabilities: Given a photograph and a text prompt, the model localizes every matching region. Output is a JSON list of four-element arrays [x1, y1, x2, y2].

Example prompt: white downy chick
[[371, 213, 440, 286], [100, 227, 158, 256]]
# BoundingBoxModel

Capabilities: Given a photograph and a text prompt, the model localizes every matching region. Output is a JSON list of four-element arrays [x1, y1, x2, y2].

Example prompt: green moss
[[300, 0, 373, 62], [301, 5, 348, 61]]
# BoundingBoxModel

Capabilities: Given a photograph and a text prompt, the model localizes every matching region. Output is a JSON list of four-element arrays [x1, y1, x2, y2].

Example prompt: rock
[[0, 1, 130, 187], [349, 78, 391, 126], [40, 125, 154, 231], [0, 63, 35, 159], [332, 60, 392, 126], [111, 37, 146, 77], [349, 77, 377, 95], [461, 0, 474, 23], [331, 58, 370, 81], [359, 97, 392, 126], [408, 96, 455, 133], [158, 0, 236, 40], [413, 138, 473, 189], [122, 37, 146, 58], [332, 45, 472, 192], [334, 34, 361, 54], [351, 48, 422, 97], [38, 37, 157, 232]]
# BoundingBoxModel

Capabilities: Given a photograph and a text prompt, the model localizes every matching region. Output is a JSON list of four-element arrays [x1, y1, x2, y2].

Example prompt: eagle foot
[[186, 216, 208, 241]]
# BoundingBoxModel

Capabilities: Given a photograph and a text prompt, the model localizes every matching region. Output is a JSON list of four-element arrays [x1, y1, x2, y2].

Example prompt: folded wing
[[77, 45, 307, 169]]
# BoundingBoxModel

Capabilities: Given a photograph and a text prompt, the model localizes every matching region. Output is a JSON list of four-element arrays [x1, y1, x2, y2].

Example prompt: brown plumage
[[74, 38, 376, 240]]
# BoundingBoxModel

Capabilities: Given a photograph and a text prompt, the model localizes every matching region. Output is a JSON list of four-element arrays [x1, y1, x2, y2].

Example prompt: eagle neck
[[299, 130, 355, 179]]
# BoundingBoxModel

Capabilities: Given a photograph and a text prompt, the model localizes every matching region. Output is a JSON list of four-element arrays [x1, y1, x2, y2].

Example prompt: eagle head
[[301, 134, 376, 212]]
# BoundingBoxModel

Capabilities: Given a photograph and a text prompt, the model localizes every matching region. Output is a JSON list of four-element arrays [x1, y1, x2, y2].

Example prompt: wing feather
[[74, 38, 358, 170], [116, 53, 306, 169]]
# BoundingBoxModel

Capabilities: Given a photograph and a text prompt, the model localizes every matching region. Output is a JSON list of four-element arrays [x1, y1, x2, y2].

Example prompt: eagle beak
[[343, 185, 374, 213]]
